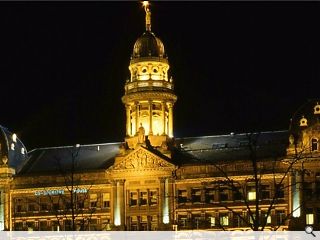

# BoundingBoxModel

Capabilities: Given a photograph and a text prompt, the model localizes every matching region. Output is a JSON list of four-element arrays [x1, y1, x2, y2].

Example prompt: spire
[[143, 1, 151, 31]]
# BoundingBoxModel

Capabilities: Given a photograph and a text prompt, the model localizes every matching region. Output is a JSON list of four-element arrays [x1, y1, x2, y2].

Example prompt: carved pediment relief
[[113, 147, 175, 170]]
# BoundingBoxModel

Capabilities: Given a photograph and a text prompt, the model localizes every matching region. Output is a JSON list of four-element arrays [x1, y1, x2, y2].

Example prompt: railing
[[125, 80, 174, 93]]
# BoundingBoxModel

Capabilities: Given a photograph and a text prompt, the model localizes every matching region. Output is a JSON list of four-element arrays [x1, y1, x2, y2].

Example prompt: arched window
[[311, 138, 318, 151]]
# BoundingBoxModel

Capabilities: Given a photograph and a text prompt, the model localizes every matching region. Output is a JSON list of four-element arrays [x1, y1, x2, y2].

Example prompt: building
[[1, 2, 320, 231]]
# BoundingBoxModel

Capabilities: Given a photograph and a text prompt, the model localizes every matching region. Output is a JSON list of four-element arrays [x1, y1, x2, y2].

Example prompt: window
[[306, 214, 314, 225], [306, 208, 314, 225], [140, 191, 148, 205], [178, 190, 187, 203], [247, 185, 256, 201], [219, 187, 229, 202], [130, 192, 138, 206], [210, 216, 215, 227], [103, 193, 110, 208], [90, 193, 98, 208], [261, 211, 271, 225], [28, 204, 35, 212], [149, 190, 157, 205], [233, 187, 243, 201], [233, 213, 243, 228], [219, 213, 229, 226], [205, 188, 215, 203], [316, 174, 320, 199], [275, 184, 284, 199], [312, 138, 318, 151], [261, 185, 270, 200], [39, 221, 48, 231], [276, 210, 285, 225], [191, 188, 201, 203], [16, 205, 22, 213], [303, 182, 313, 199]]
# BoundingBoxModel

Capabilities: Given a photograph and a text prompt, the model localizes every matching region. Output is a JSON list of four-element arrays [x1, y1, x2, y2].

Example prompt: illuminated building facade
[[1, 2, 320, 231]]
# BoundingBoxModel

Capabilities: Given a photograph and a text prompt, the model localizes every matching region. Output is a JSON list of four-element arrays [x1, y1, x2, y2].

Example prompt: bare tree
[[177, 132, 309, 231], [26, 145, 97, 231]]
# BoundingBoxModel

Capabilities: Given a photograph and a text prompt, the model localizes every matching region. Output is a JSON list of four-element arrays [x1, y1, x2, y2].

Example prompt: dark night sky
[[0, 1, 319, 151]]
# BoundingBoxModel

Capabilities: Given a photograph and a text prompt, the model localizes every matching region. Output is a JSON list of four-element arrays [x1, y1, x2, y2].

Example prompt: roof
[[17, 130, 289, 175], [132, 31, 165, 58], [18, 142, 122, 175], [174, 130, 289, 164]]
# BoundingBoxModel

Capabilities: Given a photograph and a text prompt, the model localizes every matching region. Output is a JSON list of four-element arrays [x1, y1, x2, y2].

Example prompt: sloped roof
[[174, 130, 289, 164], [18, 142, 122, 175], [17, 130, 289, 175]]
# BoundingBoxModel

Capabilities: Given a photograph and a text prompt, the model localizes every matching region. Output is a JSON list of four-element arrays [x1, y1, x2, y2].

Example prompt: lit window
[[11, 143, 15, 150], [90, 194, 98, 208], [12, 133, 17, 143], [248, 191, 256, 201], [103, 193, 110, 208], [21, 148, 25, 155], [210, 217, 215, 227], [306, 214, 314, 225], [219, 214, 229, 226], [149, 190, 157, 205]]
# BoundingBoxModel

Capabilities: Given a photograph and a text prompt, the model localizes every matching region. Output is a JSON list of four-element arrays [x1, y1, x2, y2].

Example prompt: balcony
[[125, 80, 174, 94]]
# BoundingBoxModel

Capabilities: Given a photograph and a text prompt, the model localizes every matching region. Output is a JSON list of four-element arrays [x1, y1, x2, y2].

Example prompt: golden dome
[[132, 31, 165, 58]]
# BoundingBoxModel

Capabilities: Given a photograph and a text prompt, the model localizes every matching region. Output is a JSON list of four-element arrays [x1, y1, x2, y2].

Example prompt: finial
[[142, 1, 151, 31]]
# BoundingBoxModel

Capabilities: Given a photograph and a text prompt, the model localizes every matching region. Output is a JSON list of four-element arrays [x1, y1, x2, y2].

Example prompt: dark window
[[40, 203, 48, 211], [312, 138, 318, 151], [178, 190, 187, 203], [303, 182, 313, 199], [276, 210, 286, 226], [205, 188, 215, 203], [28, 204, 35, 212], [130, 192, 138, 206], [139, 191, 148, 205], [219, 188, 229, 202], [191, 189, 201, 203], [275, 184, 284, 199], [233, 187, 243, 201], [261, 185, 270, 200]]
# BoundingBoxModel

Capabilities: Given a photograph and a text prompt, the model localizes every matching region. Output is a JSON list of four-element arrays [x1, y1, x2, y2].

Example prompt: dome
[[0, 125, 28, 170], [132, 31, 165, 58]]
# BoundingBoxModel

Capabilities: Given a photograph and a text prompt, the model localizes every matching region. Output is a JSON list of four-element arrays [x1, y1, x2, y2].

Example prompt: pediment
[[112, 146, 175, 171]]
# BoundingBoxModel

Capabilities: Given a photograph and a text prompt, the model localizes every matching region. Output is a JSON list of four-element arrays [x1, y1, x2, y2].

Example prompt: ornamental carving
[[114, 148, 173, 170]]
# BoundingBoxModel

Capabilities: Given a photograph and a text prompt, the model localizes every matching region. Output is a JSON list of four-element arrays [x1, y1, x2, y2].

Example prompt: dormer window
[[312, 138, 318, 151], [300, 116, 308, 127], [314, 102, 320, 115]]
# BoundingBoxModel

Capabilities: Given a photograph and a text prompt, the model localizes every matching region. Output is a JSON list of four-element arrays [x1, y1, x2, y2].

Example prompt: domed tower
[[0, 125, 28, 230], [122, 1, 177, 149]]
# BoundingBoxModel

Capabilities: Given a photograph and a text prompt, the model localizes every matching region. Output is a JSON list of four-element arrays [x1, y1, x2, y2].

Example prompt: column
[[161, 102, 166, 135], [119, 180, 125, 228], [111, 181, 117, 226], [163, 178, 169, 224], [168, 103, 173, 138], [126, 105, 131, 136], [158, 178, 165, 227], [148, 101, 153, 135], [292, 171, 301, 217], [135, 102, 139, 135]]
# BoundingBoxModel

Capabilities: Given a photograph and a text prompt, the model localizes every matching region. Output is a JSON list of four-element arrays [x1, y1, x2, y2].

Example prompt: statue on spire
[[143, 1, 151, 31]]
